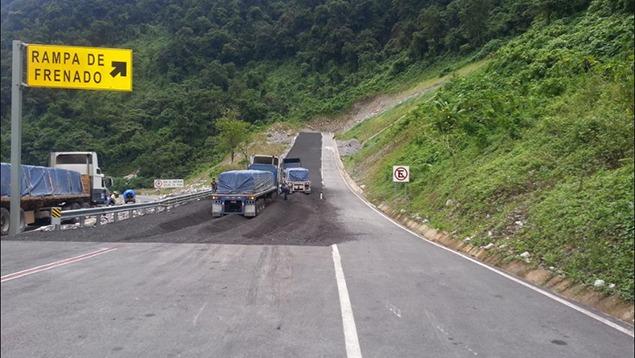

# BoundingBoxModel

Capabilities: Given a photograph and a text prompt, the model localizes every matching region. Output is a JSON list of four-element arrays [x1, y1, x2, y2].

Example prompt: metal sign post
[[9, 40, 24, 236]]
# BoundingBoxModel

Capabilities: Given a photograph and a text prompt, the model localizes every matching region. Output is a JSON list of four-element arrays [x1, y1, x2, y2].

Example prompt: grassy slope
[[343, 11, 634, 300]]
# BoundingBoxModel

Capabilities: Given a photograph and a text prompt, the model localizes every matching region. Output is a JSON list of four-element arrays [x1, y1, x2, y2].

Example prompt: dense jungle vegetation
[[1, 0, 616, 181]]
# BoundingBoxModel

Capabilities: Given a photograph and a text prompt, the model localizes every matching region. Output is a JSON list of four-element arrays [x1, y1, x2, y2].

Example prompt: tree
[[214, 111, 250, 163]]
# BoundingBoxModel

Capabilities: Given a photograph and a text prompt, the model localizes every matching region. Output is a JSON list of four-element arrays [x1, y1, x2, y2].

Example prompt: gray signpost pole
[[9, 40, 24, 236]]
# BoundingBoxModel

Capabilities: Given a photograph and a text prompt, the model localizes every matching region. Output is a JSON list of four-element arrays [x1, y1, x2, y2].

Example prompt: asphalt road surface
[[1, 132, 633, 358]]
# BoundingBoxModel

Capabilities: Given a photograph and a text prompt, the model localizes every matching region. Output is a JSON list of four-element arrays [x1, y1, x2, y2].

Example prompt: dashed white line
[[386, 303, 402, 318], [1, 247, 117, 283], [332, 244, 363, 358]]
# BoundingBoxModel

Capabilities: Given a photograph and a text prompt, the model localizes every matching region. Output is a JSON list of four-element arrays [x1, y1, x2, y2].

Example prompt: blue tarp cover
[[217, 170, 275, 194], [0, 163, 84, 197], [285, 168, 310, 181], [247, 163, 278, 184]]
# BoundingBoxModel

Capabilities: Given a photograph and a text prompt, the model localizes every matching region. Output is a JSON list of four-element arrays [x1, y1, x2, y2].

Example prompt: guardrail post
[[96, 214, 101, 226], [79, 216, 85, 227]]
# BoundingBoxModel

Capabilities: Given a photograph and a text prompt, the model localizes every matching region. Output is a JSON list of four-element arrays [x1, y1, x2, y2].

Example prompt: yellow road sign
[[26, 44, 132, 91]]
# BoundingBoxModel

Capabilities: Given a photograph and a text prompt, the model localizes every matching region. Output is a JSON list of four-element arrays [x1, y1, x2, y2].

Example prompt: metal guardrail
[[54, 189, 214, 230]]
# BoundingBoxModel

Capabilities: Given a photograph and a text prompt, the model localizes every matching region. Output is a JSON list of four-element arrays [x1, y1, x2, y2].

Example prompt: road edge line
[[325, 133, 634, 338], [332, 244, 363, 358]]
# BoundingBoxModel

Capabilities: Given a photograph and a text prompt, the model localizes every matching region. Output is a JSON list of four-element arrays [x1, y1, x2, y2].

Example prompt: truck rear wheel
[[0, 208, 24, 235]]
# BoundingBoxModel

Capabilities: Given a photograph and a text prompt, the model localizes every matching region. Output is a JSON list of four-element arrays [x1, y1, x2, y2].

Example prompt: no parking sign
[[393, 166, 410, 183], [154, 179, 184, 189]]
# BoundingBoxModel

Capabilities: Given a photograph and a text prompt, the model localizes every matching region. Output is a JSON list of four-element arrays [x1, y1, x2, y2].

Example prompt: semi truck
[[0, 151, 112, 235], [282, 157, 311, 194], [211, 155, 279, 217]]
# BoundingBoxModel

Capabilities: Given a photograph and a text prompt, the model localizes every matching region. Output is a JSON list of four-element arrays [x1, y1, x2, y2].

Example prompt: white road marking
[[325, 133, 635, 337], [332, 244, 363, 358], [1, 247, 117, 283], [386, 303, 402, 318], [435, 325, 478, 356], [192, 302, 208, 326]]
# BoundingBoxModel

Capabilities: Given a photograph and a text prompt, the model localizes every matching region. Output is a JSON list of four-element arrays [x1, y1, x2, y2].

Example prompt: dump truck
[[211, 154, 281, 217], [211, 170, 278, 217], [1, 151, 112, 235], [282, 157, 311, 194]]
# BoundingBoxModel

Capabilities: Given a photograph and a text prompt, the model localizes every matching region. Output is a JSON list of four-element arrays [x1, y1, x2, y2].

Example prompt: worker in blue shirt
[[280, 182, 289, 200], [122, 189, 136, 204]]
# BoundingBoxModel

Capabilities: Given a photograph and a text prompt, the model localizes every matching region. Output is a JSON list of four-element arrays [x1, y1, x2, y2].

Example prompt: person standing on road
[[211, 178, 218, 193], [109, 191, 120, 206], [280, 182, 289, 200]]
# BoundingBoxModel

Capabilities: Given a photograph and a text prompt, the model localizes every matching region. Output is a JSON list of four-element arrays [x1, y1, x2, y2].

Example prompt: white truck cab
[[49, 151, 112, 204]]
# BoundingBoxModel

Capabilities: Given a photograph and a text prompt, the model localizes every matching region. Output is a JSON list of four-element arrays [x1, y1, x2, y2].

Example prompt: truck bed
[[0, 194, 90, 203]]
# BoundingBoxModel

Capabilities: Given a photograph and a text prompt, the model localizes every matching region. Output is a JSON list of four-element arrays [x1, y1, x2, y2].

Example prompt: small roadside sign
[[154, 179, 184, 189], [26, 44, 132, 91], [393, 166, 410, 183], [51, 207, 62, 226]]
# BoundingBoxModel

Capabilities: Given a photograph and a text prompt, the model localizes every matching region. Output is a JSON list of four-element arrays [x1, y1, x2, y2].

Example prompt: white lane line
[[1, 247, 117, 283], [192, 302, 208, 327], [325, 133, 635, 338], [332, 244, 363, 358]]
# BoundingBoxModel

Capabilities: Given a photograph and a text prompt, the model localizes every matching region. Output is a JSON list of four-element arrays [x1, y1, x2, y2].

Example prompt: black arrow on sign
[[110, 61, 127, 78]]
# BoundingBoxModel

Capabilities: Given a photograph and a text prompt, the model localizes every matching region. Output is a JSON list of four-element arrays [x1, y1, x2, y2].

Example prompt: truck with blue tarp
[[1, 151, 112, 235], [282, 157, 311, 194], [211, 155, 280, 217]]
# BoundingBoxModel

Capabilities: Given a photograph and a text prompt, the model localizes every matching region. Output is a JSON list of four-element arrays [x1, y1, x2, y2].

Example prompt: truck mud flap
[[244, 200, 256, 217]]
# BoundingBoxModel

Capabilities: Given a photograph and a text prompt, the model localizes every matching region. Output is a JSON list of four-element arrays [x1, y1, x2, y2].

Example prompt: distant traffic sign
[[154, 179, 184, 189], [26, 44, 132, 91], [393, 165, 410, 183]]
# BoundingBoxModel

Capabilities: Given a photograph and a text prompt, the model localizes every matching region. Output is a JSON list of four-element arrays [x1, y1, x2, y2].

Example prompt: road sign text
[[154, 179, 184, 189], [26, 44, 132, 91]]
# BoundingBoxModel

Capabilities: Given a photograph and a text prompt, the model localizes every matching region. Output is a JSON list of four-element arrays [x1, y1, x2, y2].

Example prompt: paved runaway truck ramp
[[1, 132, 633, 357]]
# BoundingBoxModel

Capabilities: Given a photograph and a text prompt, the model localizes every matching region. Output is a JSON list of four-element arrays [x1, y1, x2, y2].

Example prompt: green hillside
[[1, 0, 598, 182], [341, 2, 634, 300]]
